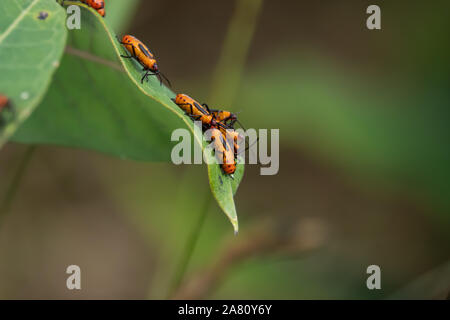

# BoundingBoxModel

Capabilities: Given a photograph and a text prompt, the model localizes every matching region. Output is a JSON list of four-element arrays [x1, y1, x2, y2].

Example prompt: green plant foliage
[[0, 0, 67, 148], [205, 148, 244, 233], [12, 2, 243, 232]]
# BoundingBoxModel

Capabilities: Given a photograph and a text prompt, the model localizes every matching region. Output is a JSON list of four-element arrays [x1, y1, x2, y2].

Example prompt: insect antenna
[[157, 73, 163, 86], [235, 119, 247, 131], [158, 72, 172, 88], [236, 134, 259, 156]]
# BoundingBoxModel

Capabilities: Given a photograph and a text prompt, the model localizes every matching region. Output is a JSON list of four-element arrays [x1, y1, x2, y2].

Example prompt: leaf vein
[[0, 0, 40, 44]]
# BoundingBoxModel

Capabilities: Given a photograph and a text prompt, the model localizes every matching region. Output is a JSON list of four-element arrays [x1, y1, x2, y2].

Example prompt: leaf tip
[[232, 219, 239, 235]]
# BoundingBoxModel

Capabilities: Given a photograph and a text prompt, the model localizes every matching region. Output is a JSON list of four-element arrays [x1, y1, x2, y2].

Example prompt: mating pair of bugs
[[173, 94, 245, 176]]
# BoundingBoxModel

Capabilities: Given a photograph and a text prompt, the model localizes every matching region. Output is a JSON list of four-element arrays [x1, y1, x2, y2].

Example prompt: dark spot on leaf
[[38, 11, 49, 20], [219, 175, 223, 185]]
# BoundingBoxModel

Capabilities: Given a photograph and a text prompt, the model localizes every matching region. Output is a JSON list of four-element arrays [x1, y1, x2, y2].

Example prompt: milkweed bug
[[118, 35, 171, 86], [210, 128, 237, 175], [211, 110, 238, 127], [0, 95, 14, 128], [209, 109, 246, 153], [213, 109, 258, 157], [217, 125, 243, 154], [172, 94, 219, 129]]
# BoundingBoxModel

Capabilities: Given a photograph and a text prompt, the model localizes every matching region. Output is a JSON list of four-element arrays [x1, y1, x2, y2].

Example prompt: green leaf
[[206, 148, 244, 233], [0, 0, 67, 148], [13, 1, 243, 232]]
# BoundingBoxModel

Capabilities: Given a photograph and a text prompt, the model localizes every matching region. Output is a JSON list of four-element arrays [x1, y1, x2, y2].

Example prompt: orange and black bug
[[210, 110, 239, 127], [213, 110, 237, 126], [0, 95, 14, 128], [172, 94, 220, 129], [207, 108, 245, 153], [210, 128, 237, 175], [203, 105, 246, 137], [213, 109, 258, 156], [118, 35, 171, 86], [215, 114, 259, 159], [172, 94, 237, 131], [211, 109, 249, 138], [217, 125, 243, 154]]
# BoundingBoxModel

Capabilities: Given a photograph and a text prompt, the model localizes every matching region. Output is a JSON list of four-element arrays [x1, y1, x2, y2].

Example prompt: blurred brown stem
[[166, 193, 212, 299], [0, 146, 36, 227], [388, 259, 450, 300], [172, 218, 327, 299]]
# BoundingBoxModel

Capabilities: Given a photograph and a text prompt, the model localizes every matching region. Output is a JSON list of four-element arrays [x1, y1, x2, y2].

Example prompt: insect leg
[[141, 71, 149, 84], [188, 114, 202, 123], [118, 39, 137, 59], [131, 44, 139, 59], [141, 71, 159, 83], [120, 42, 140, 60]]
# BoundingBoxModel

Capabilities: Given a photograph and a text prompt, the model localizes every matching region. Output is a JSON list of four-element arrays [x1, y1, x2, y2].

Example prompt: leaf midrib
[[65, 46, 125, 72]]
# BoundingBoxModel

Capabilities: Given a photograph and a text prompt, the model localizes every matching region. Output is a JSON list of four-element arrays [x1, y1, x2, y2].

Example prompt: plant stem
[[209, 0, 264, 106], [0, 146, 36, 227], [166, 0, 264, 299], [167, 193, 212, 299], [168, 0, 263, 298]]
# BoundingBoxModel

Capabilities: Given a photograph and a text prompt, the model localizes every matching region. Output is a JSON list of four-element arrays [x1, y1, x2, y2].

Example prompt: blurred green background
[[0, 0, 449, 299]]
